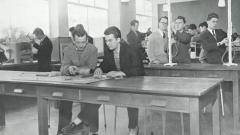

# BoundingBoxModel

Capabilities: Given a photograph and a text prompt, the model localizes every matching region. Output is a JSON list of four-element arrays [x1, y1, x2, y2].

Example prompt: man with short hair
[[198, 22, 208, 63], [32, 28, 53, 72], [58, 28, 99, 135], [172, 16, 192, 63], [199, 13, 228, 64], [187, 24, 198, 36], [147, 16, 168, 64], [127, 20, 148, 61], [94, 26, 144, 135]]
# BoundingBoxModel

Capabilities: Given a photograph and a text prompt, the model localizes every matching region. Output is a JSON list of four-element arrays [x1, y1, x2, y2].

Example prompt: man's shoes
[[129, 127, 139, 135], [61, 122, 88, 135]]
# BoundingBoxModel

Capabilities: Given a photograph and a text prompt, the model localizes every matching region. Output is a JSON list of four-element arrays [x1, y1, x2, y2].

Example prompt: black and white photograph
[[0, 0, 240, 135]]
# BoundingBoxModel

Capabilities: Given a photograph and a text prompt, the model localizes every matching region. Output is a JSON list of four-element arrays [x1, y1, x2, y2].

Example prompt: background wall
[[158, 0, 240, 33]]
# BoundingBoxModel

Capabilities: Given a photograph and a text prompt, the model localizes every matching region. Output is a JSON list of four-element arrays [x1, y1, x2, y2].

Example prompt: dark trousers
[[58, 101, 100, 133], [127, 107, 138, 129]]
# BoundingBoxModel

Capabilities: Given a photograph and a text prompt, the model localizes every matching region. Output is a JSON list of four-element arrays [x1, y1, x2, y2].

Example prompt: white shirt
[[157, 29, 166, 38], [207, 28, 215, 36]]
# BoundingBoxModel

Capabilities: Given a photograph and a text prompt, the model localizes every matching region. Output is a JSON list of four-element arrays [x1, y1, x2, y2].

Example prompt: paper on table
[[13, 73, 108, 84]]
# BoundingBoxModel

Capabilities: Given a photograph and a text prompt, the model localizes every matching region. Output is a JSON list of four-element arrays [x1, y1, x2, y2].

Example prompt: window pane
[[88, 8, 108, 37], [68, 4, 88, 29], [0, 0, 49, 39], [94, 0, 108, 9], [136, 0, 145, 14], [145, 0, 152, 16], [68, 0, 79, 3], [136, 15, 152, 32], [136, 0, 152, 16], [79, 0, 94, 6]]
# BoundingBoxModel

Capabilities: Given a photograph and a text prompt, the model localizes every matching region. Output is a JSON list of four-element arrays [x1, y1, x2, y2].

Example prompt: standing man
[[172, 16, 192, 63], [147, 16, 168, 64], [58, 28, 99, 135], [32, 28, 53, 72], [94, 26, 144, 135], [198, 22, 208, 63], [127, 20, 147, 61], [199, 13, 228, 64]]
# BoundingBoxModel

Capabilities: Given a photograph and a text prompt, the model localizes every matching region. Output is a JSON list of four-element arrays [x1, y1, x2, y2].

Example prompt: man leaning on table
[[94, 26, 145, 135], [57, 27, 99, 135]]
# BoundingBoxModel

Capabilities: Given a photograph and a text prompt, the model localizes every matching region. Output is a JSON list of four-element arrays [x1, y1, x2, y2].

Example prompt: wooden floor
[[0, 95, 239, 135]]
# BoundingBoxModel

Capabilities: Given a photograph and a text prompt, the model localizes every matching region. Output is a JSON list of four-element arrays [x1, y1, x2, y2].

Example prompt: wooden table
[[0, 71, 222, 135], [145, 63, 240, 133]]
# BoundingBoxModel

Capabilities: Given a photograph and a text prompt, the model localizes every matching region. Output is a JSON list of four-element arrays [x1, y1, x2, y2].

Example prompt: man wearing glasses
[[147, 16, 168, 64]]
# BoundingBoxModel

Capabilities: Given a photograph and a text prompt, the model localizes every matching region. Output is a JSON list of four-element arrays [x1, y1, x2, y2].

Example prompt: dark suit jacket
[[100, 40, 145, 77], [33, 36, 53, 72], [199, 29, 227, 64], [173, 31, 192, 63], [87, 35, 93, 44], [127, 30, 147, 61], [127, 30, 144, 47]]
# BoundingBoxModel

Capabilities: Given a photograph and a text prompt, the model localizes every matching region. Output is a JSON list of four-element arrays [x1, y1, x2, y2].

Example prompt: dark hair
[[72, 28, 87, 40], [207, 13, 219, 21], [188, 24, 197, 30], [232, 33, 239, 41], [199, 21, 208, 28], [69, 27, 75, 33], [33, 28, 44, 35], [158, 16, 168, 22], [104, 26, 121, 39], [176, 16, 186, 24], [75, 24, 84, 30], [130, 19, 139, 26]]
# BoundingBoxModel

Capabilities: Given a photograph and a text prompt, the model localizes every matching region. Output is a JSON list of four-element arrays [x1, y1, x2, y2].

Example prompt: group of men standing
[[147, 12, 229, 65]]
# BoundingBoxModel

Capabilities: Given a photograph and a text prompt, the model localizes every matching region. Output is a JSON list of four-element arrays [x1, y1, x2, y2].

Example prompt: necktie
[[163, 32, 166, 39], [212, 30, 217, 40]]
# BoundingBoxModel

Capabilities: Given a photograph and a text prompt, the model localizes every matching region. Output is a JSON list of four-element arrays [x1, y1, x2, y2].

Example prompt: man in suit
[[32, 28, 53, 72], [199, 13, 228, 64], [94, 26, 144, 135], [127, 20, 147, 61], [197, 22, 208, 63], [172, 16, 192, 63], [147, 16, 168, 64], [58, 28, 99, 135]]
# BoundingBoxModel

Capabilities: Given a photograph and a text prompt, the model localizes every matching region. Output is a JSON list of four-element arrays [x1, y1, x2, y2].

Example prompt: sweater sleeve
[[60, 48, 72, 75]]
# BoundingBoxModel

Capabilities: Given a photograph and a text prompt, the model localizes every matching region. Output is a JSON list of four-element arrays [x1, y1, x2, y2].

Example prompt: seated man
[[147, 16, 168, 64], [58, 28, 99, 135], [94, 26, 145, 135]]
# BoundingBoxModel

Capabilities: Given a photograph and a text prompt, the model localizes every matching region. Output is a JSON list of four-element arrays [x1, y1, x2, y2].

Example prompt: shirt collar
[[208, 28, 215, 35], [157, 29, 165, 37], [40, 36, 46, 43]]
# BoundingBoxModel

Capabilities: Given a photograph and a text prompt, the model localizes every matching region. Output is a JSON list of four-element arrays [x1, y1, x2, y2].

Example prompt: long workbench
[[0, 71, 222, 135], [145, 63, 240, 133]]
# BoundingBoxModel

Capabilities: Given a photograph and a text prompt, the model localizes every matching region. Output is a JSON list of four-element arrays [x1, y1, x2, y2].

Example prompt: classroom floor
[[0, 95, 239, 135]]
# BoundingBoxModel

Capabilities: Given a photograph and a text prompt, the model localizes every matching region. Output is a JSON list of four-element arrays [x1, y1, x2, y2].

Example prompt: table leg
[[38, 97, 49, 135], [189, 98, 200, 135], [233, 75, 239, 133], [0, 99, 5, 127], [212, 90, 221, 135]]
